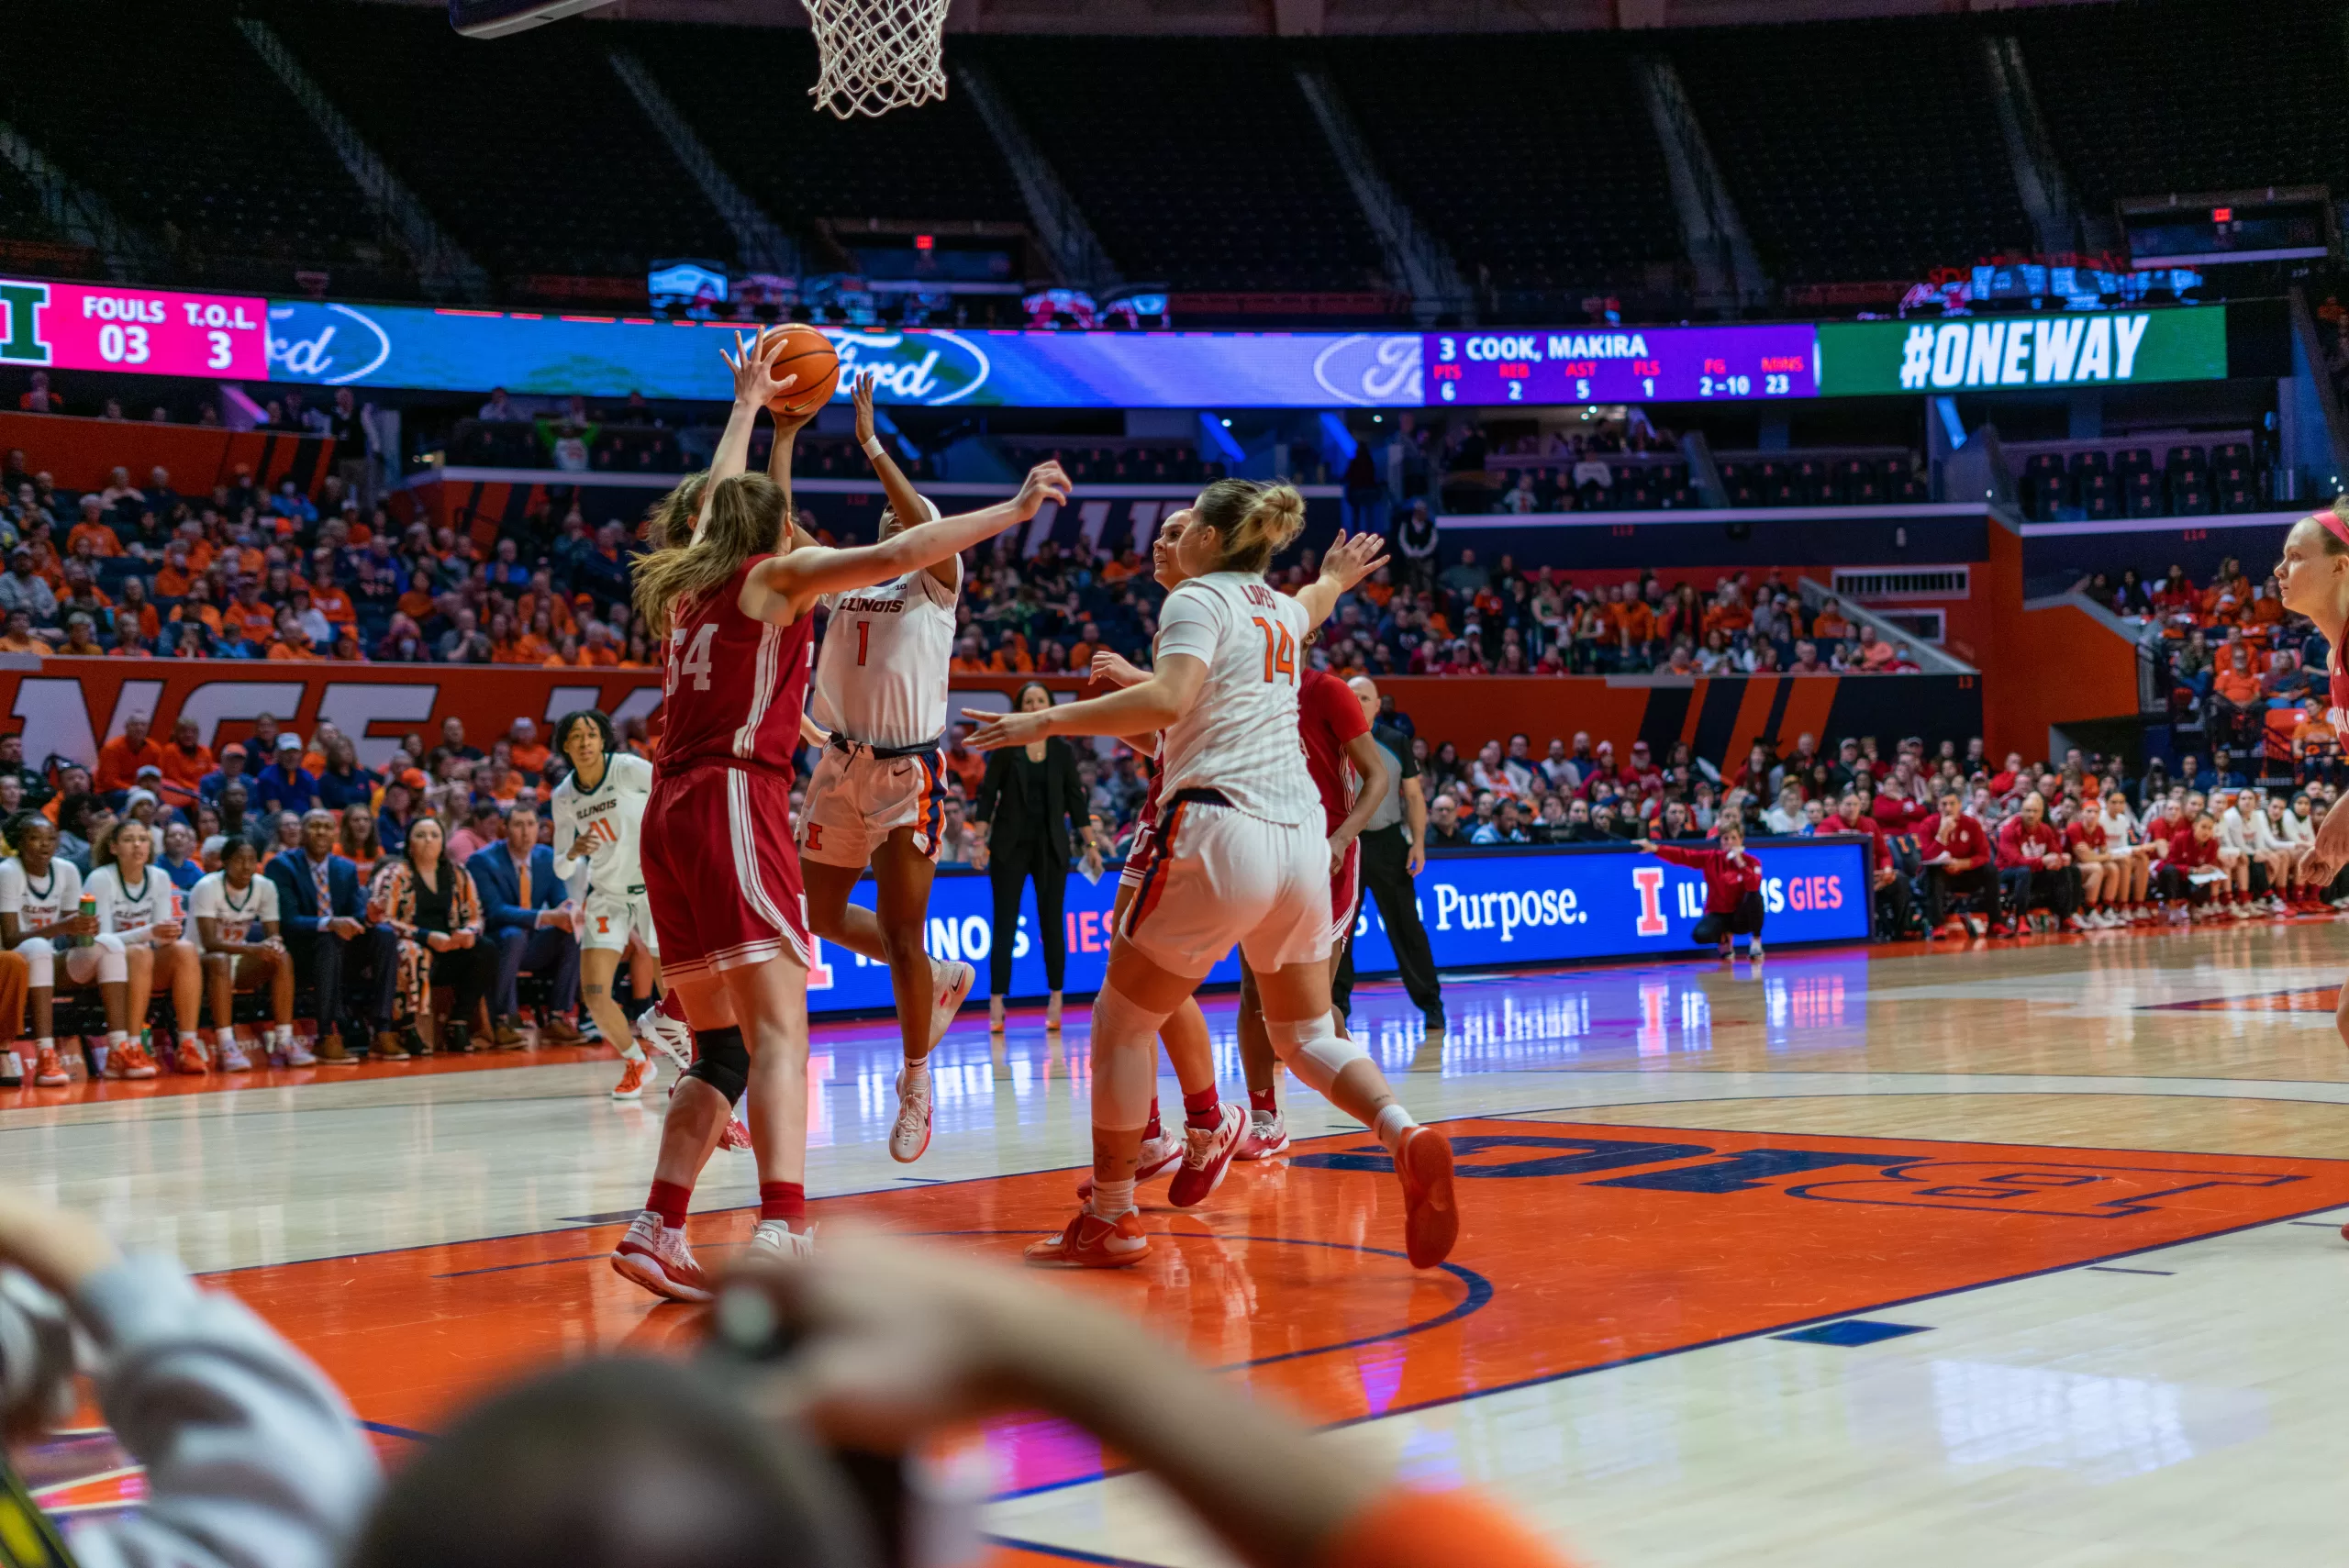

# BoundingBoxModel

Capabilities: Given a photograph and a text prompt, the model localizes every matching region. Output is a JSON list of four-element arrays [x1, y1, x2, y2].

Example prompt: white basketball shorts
[[797, 746, 948, 869], [1119, 800, 1329, 981]]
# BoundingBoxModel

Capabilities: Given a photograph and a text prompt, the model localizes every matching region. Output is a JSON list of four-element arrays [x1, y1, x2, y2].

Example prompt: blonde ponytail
[[1193, 479, 1306, 575], [631, 473, 788, 638], [641, 472, 710, 550]]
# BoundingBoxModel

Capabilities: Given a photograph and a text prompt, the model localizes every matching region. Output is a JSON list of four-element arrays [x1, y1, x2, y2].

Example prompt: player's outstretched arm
[[962, 654, 1207, 751], [847, 371, 945, 583], [739, 462, 1070, 624], [1293, 530, 1390, 628], [1088, 648, 1148, 689], [698, 331, 796, 541]]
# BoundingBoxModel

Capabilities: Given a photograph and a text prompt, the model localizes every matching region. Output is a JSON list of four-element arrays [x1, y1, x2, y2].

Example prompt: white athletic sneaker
[[890, 1067, 933, 1162], [749, 1219, 816, 1261], [1239, 1109, 1289, 1161], [928, 960, 974, 1050], [640, 1007, 694, 1075], [610, 1212, 712, 1302], [1747, 936, 1765, 962]]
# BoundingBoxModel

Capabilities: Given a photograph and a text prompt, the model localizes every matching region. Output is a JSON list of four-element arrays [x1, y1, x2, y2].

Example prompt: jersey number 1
[[1251, 617, 1297, 684], [856, 620, 870, 666]]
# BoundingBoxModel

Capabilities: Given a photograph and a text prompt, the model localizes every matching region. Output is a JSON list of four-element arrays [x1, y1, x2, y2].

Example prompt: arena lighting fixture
[[448, 0, 616, 37]]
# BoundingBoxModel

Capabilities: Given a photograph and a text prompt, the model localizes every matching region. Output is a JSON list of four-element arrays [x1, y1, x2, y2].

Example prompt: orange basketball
[[763, 324, 841, 417]]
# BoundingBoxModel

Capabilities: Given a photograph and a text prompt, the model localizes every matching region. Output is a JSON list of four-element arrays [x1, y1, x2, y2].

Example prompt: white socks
[[1374, 1103, 1415, 1155], [1089, 1177, 1136, 1219], [904, 1055, 930, 1087]]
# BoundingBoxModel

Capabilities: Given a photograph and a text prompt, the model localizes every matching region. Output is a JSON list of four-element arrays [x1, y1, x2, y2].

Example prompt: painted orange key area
[[186, 1116, 2349, 1500]]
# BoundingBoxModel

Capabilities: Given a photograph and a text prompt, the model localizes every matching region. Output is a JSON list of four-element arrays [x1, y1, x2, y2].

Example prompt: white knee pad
[[1266, 1009, 1367, 1095], [91, 932, 128, 985], [1086, 982, 1168, 1132], [17, 938, 51, 989]]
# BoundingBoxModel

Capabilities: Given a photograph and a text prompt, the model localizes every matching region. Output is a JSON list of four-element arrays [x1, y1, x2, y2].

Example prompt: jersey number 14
[[1251, 617, 1297, 684]]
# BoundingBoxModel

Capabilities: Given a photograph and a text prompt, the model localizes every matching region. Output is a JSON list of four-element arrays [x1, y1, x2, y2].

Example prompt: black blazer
[[974, 740, 1085, 869]]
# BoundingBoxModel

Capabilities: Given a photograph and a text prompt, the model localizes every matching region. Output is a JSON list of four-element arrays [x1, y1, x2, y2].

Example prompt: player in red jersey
[[1231, 635, 1389, 1158], [611, 333, 1071, 1298]]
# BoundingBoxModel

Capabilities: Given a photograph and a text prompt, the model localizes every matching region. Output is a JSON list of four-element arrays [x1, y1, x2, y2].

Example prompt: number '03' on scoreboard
[[0, 278, 269, 380]]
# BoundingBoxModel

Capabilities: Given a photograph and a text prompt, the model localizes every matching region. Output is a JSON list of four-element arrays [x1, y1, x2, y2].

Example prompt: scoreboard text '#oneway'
[[1426, 324, 1820, 405], [0, 279, 269, 380]]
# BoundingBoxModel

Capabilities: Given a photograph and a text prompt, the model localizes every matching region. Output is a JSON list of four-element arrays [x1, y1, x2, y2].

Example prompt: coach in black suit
[[972, 684, 1092, 1030]]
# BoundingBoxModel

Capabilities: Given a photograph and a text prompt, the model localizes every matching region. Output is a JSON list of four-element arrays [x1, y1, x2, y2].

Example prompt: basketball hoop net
[[802, 0, 951, 118]]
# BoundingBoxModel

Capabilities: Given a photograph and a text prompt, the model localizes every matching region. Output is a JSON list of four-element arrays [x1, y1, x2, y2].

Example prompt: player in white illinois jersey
[[798, 370, 975, 1164], [967, 481, 1458, 1273], [85, 819, 206, 1074], [0, 813, 148, 1084], [549, 707, 666, 1101]]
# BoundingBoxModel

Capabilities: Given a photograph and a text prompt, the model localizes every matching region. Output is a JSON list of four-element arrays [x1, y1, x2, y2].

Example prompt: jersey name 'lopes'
[[1152, 571, 1319, 828]]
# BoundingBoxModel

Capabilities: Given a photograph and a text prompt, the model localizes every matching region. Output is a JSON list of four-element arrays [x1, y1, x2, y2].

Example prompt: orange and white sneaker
[[928, 960, 974, 1049], [106, 1040, 160, 1081], [720, 1114, 752, 1151], [173, 1038, 209, 1076], [1025, 1207, 1150, 1269], [1076, 1128, 1184, 1199], [1167, 1102, 1246, 1209], [30, 1045, 68, 1088], [609, 1212, 713, 1302], [1396, 1126, 1458, 1269], [611, 1053, 653, 1101]]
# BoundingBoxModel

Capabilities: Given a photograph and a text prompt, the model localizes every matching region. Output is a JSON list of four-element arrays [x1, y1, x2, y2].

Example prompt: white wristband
[[862, 436, 886, 460]]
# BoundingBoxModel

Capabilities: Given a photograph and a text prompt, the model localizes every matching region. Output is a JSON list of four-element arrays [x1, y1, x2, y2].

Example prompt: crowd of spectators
[[0, 445, 662, 666], [1393, 719, 2349, 937], [948, 539, 1927, 684], [2075, 556, 2345, 770], [3, 710, 619, 1065]]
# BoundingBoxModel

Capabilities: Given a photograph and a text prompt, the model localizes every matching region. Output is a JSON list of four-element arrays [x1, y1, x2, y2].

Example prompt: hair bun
[[1246, 484, 1307, 549]]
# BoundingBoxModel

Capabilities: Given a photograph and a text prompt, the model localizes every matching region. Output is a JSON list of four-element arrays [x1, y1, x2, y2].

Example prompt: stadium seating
[[0, 0, 417, 299], [974, 36, 1386, 294], [1320, 34, 1681, 310], [262, 1, 738, 302], [623, 25, 1026, 239], [1671, 16, 2033, 284], [2009, 437, 2266, 522], [2015, 0, 2349, 214]]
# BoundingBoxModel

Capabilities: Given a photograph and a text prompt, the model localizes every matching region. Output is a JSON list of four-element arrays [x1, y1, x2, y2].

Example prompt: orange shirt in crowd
[[66, 520, 122, 559], [231, 606, 277, 646], [1612, 600, 1655, 645], [396, 587, 438, 621], [311, 584, 356, 627], [154, 564, 195, 598], [267, 638, 321, 662], [1812, 608, 1850, 639], [510, 740, 551, 775], [2293, 715, 2340, 755], [0, 629, 44, 655], [231, 544, 266, 579], [173, 602, 224, 637], [95, 733, 164, 795], [181, 539, 216, 573], [160, 741, 215, 790], [2213, 665, 2263, 706]]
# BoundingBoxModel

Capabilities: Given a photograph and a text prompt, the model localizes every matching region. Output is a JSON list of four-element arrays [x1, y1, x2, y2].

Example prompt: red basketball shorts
[[641, 762, 811, 982], [1328, 836, 1362, 953]]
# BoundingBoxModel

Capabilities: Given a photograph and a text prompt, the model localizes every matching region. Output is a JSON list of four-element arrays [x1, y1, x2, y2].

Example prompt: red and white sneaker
[[1076, 1129, 1184, 1199], [890, 1067, 932, 1162], [1168, 1102, 1246, 1208], [609, 1212, 712, 1302], [173, 1039, 209, 1076], [106, 1040, 159, 1081], [611, 1053, 653, 1101], [719, 1114, 752, 1151], [31, 1046, 68, 1087], [1396, 1126, 1458, 1269], [640, 1005, 694, 1076], [928, 960, 974, 1049], [1238, 1109, 1289, 1161], [1025, 1207, 1150, 1269]]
